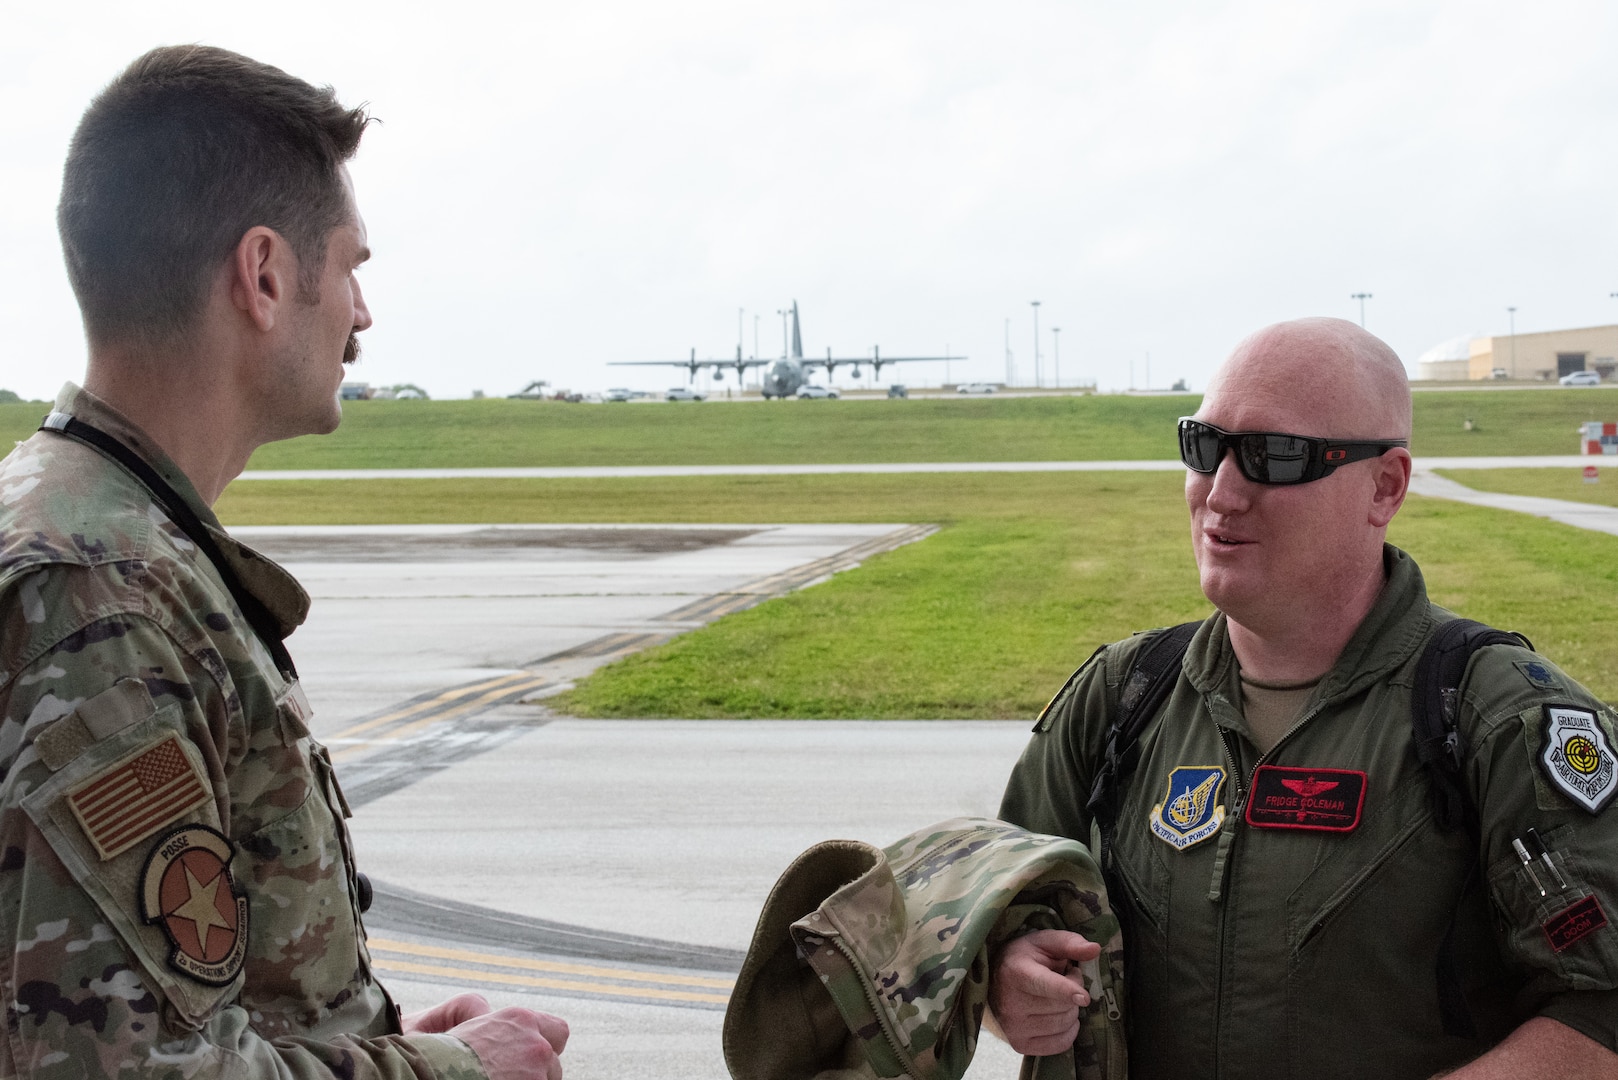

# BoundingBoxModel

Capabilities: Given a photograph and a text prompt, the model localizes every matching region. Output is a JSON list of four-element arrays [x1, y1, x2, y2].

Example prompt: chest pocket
[[232, 692, 373, 1036], [22, 703, 239, 1028]]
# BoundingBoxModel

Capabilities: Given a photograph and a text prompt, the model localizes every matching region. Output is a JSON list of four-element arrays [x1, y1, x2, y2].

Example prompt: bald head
[[1205, 318, 1411, 442]]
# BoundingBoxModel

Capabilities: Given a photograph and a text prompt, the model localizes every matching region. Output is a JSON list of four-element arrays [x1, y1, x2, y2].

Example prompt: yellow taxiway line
[[368, 938, 733, 1006], [330, 672, 535, 742], [330, 674, 548, 762]]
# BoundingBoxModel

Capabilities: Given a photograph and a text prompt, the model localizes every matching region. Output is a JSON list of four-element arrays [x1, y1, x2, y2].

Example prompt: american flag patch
[[67, 736, 210, 861]]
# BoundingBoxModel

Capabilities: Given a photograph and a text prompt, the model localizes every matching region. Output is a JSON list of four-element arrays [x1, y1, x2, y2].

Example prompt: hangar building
[[1415, 324, 1618, 381]]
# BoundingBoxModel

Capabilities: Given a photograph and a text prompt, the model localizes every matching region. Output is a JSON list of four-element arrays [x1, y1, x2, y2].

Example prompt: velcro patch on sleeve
[[1540, 706, 1617, 814], [1245, 765, 1367, 832], [66, 735, 211, 861], [141, 825, 248, 985], [1543, 895, 1608, 953]]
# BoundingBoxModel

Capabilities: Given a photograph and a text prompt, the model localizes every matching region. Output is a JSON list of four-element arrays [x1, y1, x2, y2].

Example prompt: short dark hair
[[58, 45, 370, 350]]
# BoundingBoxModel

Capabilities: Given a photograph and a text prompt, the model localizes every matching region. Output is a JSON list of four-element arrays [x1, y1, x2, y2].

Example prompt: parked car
[[796, 385, 839, 399], [957, 382, 998, 394], [1560, 370, 1601, 387], [666, 387, 706, 401], [887, 384, 908, 399], [604, 387, 634, 402]]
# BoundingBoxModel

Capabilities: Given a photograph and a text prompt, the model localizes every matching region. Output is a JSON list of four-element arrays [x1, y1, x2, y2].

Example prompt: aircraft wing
[[800, 354, 966, 369], [606, 359, 773, 369]]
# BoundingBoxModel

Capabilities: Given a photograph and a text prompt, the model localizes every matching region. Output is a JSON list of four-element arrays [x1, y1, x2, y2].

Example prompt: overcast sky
[[4, 0, 1617, 400]]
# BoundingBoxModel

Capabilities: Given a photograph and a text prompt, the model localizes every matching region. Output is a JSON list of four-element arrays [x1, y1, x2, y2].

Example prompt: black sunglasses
[[1178, 417, 1407, 486]]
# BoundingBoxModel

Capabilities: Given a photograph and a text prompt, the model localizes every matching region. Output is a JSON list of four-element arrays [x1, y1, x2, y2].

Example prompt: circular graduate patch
[[140, 825, 248, 985]]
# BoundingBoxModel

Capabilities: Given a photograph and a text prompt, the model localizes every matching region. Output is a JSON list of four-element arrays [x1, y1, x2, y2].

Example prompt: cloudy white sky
[[3, 1, 1616, 399]]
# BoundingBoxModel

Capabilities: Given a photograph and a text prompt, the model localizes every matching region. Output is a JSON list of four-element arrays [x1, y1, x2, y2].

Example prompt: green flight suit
[[0, 386, 486, 1079], [1001, 546, 1618, 1079]]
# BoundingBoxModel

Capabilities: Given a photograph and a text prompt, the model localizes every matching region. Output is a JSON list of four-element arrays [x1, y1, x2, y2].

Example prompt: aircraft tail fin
[[791, 301, 803, 360]]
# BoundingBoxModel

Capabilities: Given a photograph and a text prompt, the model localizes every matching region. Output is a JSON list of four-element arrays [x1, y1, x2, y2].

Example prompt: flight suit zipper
[[1210, 698, 1328, 1079]]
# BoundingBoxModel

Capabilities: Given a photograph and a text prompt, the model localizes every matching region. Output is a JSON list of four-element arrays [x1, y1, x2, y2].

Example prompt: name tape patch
[[1150, 766, 1227, 850], [1540, 706, 1617, 814], [1245, 765, 1367, 832], [67, 735, 210, 861], [1543, 895, 1608, 953]]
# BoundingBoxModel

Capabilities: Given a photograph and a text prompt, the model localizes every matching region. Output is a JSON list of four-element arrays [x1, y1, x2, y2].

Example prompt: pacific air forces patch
[[1150, 766, 1226, 850], [141, 825, 248, 985], [1540, 706, 1618, 814]]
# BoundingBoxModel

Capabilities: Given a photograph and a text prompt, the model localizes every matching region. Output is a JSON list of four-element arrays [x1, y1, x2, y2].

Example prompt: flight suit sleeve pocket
[[1486, 825, 1618, 989], [21, 707, 241, 1027]]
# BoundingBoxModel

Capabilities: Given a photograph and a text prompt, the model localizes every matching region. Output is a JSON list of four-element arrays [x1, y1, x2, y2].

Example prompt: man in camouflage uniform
[[0, 47, 567, 1078], [990, 318, 1618, 1078]]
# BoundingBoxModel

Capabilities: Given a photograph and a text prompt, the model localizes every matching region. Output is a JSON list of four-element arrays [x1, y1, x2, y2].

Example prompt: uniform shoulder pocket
[[20, 706, 240, 1025], [1486, 823, 1618, 989]]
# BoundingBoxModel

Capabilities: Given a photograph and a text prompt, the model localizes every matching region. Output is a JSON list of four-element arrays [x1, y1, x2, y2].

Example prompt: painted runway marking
[[330, 673, 549, 761], [368, 938, 732, 1006]]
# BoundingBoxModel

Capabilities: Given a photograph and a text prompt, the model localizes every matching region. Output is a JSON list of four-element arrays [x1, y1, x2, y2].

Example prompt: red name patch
[[1544, 896, 1608, 953], [1244, 765, 1367, 832]]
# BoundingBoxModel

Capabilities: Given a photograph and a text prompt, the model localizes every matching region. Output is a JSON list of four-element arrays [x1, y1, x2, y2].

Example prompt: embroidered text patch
[[1543, 895, 1608, 953], [1245, 765, 1367, 832], [1150, 766, 1227, 850]]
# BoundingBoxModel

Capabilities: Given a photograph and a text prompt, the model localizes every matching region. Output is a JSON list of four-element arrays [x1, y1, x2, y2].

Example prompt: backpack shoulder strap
[[1085, 620, 1201, 830], [1412, 616, 1532, 1041], [1411, 617, 1533, 832]]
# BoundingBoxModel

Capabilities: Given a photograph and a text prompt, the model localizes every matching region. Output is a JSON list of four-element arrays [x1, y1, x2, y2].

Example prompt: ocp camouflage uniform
[[0, 386, 486, 1079], [724, 817, 1126, 1080], [1002, 545, 1618, 1079]]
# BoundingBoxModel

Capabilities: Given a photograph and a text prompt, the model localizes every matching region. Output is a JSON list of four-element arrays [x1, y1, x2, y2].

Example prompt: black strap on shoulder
[[40, 413, 297, 680], [1411, 615, 1531, 1041], [1085, 620, 1200, 832], [1411, 617, 1530, 833]]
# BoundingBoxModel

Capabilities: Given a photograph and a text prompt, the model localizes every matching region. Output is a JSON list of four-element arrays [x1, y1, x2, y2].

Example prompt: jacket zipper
[[829, 933, 921, 1078]]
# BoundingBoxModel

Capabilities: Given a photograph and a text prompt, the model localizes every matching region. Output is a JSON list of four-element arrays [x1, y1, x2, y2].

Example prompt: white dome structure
[[1416, 334, 1480, 380]]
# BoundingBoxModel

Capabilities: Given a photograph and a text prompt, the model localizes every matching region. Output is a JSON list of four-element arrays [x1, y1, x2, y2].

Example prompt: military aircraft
[[609, 302, 962, 398]]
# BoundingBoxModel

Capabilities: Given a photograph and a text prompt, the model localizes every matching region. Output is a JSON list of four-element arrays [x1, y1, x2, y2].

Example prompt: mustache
[[343, 333, 362, 365]]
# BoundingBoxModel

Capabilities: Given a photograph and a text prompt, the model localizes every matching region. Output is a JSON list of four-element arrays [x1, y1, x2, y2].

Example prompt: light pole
[[1053, 327, 1061, 389], [1508, 306, 1517, 376], [776, 309, 790, 359], [1351, 292, 1372, 328], [1031, 301, 1042, 388]]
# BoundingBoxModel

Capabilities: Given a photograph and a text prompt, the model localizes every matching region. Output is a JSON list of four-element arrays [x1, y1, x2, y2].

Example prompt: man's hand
[[448, 1007, 570, 1080], [403, 993, 570, 1080], [988, 930, 1101, 1056], [403, 993, 494, 1034]]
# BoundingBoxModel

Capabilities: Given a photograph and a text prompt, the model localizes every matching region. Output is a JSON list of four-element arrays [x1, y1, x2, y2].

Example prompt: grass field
[[216, 474, 1618, 714], [8, 387, 1612, 468], [1438, 466, 1618, 507]]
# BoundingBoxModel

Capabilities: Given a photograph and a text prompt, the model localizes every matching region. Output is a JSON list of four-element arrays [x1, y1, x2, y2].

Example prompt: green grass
[[216, 474, 1618, 715], [1436, 467, 1618, 507], [6, 388, 1610, 468]]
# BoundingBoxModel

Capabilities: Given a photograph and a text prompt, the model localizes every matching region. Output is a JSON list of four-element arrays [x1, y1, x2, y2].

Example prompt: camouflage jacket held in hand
[[0, 385, 484, 1079], [723, 817, 1125, 1080]]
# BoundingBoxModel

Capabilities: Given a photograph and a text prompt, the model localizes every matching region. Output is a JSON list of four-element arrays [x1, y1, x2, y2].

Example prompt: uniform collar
[[49, 382, 310, 637]]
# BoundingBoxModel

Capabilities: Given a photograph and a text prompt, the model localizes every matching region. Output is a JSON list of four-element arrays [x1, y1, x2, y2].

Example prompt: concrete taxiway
[[239, 522, 933, 731], [234, 522, 1026, 1078]]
